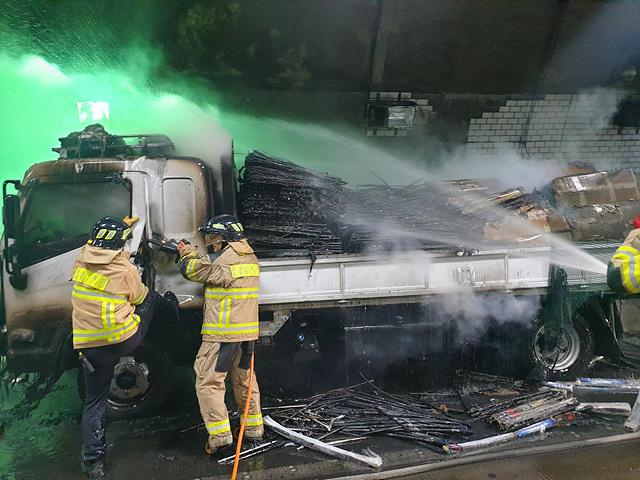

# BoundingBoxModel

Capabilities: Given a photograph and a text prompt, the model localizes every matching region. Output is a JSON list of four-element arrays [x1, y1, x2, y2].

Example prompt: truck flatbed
[[256, 242, 615, 311]]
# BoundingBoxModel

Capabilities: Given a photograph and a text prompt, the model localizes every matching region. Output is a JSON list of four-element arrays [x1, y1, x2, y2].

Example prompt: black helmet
[[199, 214, 246, 243], [88, 216, 132, 250]]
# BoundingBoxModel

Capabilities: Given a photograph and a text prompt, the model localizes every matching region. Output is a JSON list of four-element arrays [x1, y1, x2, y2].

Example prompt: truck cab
[[1, 126, 236, 416]]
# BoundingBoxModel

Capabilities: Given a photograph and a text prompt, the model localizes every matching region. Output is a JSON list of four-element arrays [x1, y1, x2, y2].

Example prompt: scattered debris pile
[[263, 382, 472, 451], [217, 375, 640, 468], [238, 151, 345, 253], [469, 389, 576, 431]]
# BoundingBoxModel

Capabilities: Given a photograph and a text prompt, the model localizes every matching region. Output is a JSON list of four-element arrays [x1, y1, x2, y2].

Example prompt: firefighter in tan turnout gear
[[176, 214, 263, 454], [608, 217, 640, 294], [72, 216, 178, 479]]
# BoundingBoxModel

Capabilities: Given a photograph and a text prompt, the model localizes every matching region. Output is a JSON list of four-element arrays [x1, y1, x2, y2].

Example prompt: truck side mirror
[[3, 194, 20, 239], [2, 183, 27, 290]]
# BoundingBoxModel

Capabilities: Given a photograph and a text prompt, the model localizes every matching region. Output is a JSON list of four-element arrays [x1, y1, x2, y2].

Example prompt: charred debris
[[214, 373, 640, 467], [238, 150, 640, 256]]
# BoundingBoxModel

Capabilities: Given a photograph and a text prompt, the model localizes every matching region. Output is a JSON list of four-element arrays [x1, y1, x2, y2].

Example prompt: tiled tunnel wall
[[465, 94, 640, 170]]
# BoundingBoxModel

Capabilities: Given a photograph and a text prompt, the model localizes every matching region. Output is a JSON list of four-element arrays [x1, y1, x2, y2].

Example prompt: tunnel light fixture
[[77, 101, 110, 122], [367, 93, 417, 136]]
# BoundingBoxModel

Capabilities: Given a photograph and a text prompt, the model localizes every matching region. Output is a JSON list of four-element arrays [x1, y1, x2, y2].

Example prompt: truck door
[[2, 174, 146, 373]]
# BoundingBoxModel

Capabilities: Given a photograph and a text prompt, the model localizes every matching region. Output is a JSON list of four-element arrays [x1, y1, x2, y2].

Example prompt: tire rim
[[533, 325, 581, 371], [109, 355, 152, 407]]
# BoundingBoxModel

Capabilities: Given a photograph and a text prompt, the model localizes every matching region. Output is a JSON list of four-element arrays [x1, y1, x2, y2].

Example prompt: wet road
[[2, 361, 639, 479], [404, 440, 640, 480]]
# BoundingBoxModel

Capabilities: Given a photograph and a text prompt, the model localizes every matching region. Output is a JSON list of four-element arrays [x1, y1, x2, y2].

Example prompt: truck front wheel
[[529, 312, 594, 379], [77, 341, 174, 420]]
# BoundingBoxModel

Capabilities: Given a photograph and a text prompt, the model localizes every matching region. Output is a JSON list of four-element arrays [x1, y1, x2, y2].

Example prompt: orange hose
[[230, 351, 254, 480]]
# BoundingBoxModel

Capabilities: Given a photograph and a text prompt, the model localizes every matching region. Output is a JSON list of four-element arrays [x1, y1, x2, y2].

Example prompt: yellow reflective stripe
[[226, 298, 232, 324], [209, 223, 225, 230], [109, 304, 115, 329], [229, 264, 259, 278], [617, 246, 640, 255], [205, 288, 258, 298], [613, 246, 640, 293], [72, 287, 127, 304], [200, 322, 259, 335], [206, 294, 258, 300], [244, 413, 263, 427], [72, 267, 110, 291], [202, 321, 259, 328], [101, 302, 113, 328], [207, 419, 230, 427], [74, 284, 127, 299], [205, 419, 231, 435], [186, 258, 197, 279], [131, 288, 147, 306], [73, 314, 140, 343], [206, 287, 259, 293], [217, 298, 227, 325]]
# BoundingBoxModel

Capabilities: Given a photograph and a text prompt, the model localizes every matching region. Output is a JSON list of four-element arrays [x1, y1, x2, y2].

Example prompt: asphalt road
[[404, 440, 640, 480], [2, 359, 639, 480]]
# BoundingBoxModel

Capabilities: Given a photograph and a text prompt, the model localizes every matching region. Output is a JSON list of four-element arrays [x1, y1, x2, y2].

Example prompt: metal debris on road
[[624, 393, 640, 432], [576, 402, 632, 416], [468, 390, 564, 419], [448, 418, 557, 454], [544, 378, 640, 394], [264, 415, 383, 468], [264, 382, 472, 451]]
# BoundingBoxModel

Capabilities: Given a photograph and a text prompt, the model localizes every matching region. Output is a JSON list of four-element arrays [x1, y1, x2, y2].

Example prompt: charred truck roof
[[20, 123, 237, 214]]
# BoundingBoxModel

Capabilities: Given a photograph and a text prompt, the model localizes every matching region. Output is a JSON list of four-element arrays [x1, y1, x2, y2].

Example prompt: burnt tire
[[527, 312, 595, 380], [77, 341, 174, 420]]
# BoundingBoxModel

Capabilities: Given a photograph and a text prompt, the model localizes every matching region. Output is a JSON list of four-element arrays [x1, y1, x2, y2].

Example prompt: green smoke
[[0, 48, 419, 187], [0, 0, 425, 190]]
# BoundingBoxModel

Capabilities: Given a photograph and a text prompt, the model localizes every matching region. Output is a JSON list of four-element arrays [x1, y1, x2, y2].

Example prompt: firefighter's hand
[[177, 240, 196, 256], [123, 215, 140, 227]]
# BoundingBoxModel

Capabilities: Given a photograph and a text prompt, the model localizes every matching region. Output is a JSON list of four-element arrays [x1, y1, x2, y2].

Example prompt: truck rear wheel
[[77, 341, 174, 420], [529, 312, 594, 379]]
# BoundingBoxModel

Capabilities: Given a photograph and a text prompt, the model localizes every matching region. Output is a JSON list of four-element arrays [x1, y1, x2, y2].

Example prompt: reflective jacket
[[71, 245, 148, 349], [609, 228, 640, 294], [179, 240, 260, 342]]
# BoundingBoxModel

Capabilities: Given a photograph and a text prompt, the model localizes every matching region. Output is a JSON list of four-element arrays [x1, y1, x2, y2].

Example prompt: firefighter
[[72, 216, 178, 479], [176, 214, 263, 454], [608, 216, 640, 294]]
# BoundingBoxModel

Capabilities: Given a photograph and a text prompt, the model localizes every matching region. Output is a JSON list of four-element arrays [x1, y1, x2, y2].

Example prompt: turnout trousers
[[194, 341, 263, 448], [79, 291, 169, 464]]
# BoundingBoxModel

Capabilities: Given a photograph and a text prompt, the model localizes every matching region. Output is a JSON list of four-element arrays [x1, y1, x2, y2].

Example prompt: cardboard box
[[554, 169, 640, 207]]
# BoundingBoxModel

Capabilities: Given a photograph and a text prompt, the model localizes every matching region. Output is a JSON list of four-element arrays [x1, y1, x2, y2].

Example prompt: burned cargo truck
[[0, 125, 633, 417]]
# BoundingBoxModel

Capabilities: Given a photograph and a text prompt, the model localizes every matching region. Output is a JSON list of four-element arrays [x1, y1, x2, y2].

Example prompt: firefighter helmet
[[199, 214, 246, 243], [88, 216, 132, 250]]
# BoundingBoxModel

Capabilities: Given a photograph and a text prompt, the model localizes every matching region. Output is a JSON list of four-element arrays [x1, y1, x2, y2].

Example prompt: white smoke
[[437, 289, 541, 343]]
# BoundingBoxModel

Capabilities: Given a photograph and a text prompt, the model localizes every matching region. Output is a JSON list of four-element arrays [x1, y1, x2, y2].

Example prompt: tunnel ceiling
[[3, 0, 640, 94]]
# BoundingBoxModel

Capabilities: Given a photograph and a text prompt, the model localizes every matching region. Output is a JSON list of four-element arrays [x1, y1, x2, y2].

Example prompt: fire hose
[[230, 351, 255, 480]]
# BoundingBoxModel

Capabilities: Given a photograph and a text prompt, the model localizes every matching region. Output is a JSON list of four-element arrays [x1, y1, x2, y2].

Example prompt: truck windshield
[[20, 181, 131, 266]]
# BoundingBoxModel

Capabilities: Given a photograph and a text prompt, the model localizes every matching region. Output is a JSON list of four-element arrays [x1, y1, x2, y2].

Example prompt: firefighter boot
[[205, 434, 234, 455], [82, 459, 105, 480], [243, 424, 264, 442]]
